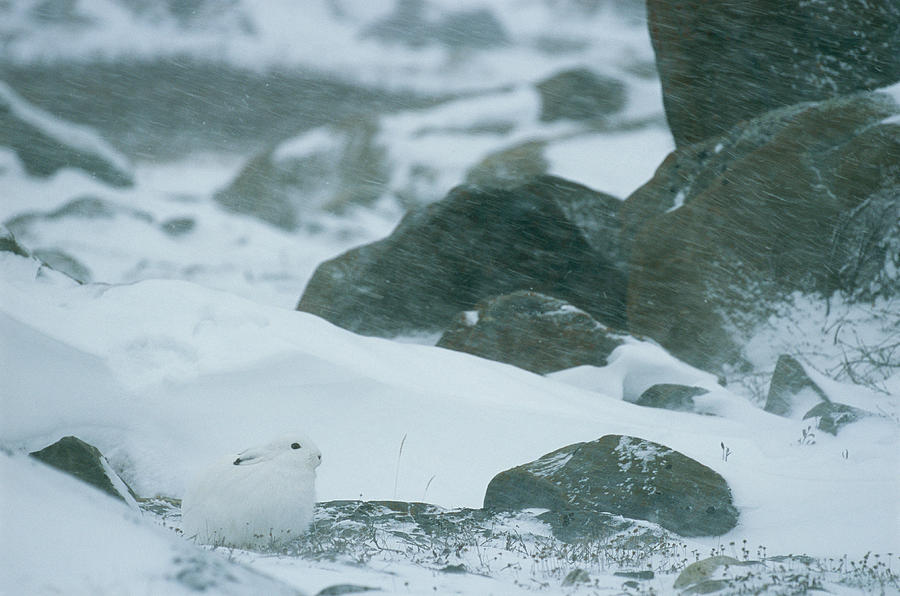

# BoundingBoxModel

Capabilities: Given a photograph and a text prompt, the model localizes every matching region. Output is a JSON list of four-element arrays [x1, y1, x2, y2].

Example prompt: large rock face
[[436, 291, 624, 374], [483, 435, 738, 537], [647, 0, 900, 146], [622, 89, 900, 372], [298, 176, 627, 337]]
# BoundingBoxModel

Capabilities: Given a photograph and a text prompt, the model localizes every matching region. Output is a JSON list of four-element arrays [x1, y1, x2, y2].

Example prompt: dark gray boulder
[[647, 0, 900, 146], [764, 355, 829, 417], [29, 436, 137, 503], [0, 81, 133, 186], [536, 68, 626, 123], [622, 89, 900, 373], [298, 176, 628, 336], [635, 384, 709, 412], [483, 435, 738, 537], [437, 291, 623, 374]]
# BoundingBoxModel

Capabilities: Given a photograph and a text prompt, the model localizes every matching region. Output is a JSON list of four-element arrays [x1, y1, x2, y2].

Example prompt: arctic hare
[[181, 435, 321, 548]]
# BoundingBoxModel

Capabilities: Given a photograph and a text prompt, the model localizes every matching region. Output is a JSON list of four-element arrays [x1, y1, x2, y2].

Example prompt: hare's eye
[[291, 442, 301, 450]]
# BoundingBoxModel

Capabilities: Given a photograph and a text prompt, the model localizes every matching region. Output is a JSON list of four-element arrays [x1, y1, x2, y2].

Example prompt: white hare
[[181, 435, 321, 549]]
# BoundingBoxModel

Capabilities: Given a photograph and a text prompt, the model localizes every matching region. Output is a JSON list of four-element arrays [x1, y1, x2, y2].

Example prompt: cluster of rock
[[297, 0, 899, 386], [211, 64, 637, 229], [291, 0, 899, 537]]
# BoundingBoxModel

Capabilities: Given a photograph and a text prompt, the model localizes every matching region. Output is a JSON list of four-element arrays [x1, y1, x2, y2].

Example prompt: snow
[[1, 253, 897, 569], [544, 126, 674, 198], [0, 455, 299, 596], [665, 189, 686, 212]]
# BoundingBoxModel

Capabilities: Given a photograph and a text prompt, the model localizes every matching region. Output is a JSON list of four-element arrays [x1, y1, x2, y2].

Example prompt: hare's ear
[[232, 447, 268, 466]]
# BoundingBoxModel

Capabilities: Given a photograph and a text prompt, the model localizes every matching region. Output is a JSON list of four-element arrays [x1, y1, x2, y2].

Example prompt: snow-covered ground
[[1, 1, 898, 594], [2, 251, 898, 594]]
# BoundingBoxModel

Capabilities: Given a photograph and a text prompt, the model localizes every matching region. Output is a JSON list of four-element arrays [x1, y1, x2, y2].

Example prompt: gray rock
[[648, 0, 900, 146], [437, 291, 624, 374], [214, 117, 389, 230], [561, 569, 591, 586], [622, 90, 900, 373], [536, 68, 626, 123], [160, 217, 195, 237], [363, 0, 508, 49], [483, 435, 738, 537], [298, 176, 628, 336], [803, 402, 871, 435], [615, 570, 654, 581], [29, 436, 137, 503], [316, 585, 380, 596], [635, 384, 709, 412], [764, 355, 829, 417], [464, 140, 549, 191], [0, 224, 29, 257], [31, 248, 92, 283], [0, 82, 133, 187]]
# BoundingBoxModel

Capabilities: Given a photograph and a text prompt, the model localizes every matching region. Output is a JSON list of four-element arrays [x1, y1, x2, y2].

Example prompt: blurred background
[[0, 0, 672, 307]]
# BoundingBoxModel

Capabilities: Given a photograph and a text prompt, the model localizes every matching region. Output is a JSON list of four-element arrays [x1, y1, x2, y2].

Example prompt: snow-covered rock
[[484, 434, 739, 537]]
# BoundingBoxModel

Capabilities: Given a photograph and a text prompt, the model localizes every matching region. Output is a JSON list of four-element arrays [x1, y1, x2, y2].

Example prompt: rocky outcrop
[[29, 436, 137, 504], [764, 355, 829, 417], [647, 0, 900, 146], [436, 291, 624, 374], [214, 117, 389, 230], [635, 384, 709, 412], [622, 89, 900, 372], [0, 81, 133, 186], [483, 435, 738, 537], [536, 68, 626, 123], [298, 176, 627, 336]]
